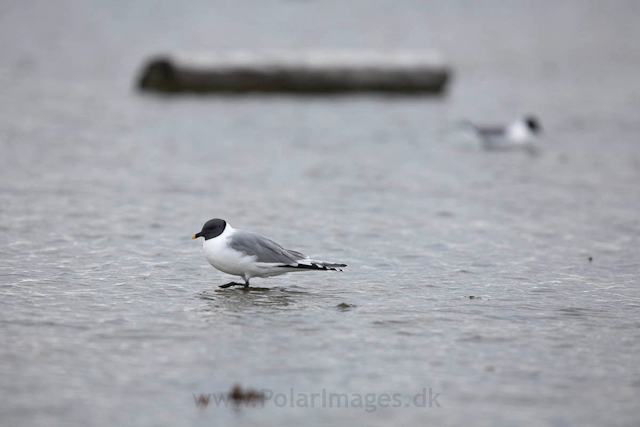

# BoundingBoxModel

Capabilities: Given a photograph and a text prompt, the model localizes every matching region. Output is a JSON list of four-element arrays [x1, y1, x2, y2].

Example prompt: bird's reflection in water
[[195, 286, 309, 319]]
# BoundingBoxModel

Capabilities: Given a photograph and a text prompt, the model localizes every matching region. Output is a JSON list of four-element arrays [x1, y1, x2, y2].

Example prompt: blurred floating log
[[137, 50, 451, 94]]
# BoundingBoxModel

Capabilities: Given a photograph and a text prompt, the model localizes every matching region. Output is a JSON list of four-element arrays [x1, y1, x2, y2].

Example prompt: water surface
[[1, 1, 639, 426]]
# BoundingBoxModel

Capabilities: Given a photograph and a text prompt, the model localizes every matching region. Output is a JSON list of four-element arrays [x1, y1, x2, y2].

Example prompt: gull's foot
[[219, 282, 246, 289]]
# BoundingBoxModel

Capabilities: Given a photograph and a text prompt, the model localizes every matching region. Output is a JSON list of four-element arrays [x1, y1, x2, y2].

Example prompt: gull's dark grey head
[[524, 115, 542, 134], [192, 218, 227, 240]]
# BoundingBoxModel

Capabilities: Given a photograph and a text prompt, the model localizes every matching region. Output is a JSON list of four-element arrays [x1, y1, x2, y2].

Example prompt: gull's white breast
[[506, 120, 534, 144], [202, 225, 254, 276]]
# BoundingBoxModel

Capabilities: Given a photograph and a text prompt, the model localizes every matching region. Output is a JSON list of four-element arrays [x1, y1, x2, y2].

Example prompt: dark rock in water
[[336, 302, 355, 310], [137, 50, 451, 94], [588, 256, 593, 262], [229, 384, 264, 404]]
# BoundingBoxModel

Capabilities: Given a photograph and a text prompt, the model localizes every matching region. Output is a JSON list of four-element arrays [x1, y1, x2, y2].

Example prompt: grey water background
[[1, 0, 640, 425]]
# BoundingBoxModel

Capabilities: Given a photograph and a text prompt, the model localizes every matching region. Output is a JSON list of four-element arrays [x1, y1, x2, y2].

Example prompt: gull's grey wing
[[476, 126, 505, 138], [461, 120, 505, 138], [228, 230, 307, 264]]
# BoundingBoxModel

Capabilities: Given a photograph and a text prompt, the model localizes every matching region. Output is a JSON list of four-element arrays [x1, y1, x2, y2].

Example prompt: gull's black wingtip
[[277, 262, 347, 271]]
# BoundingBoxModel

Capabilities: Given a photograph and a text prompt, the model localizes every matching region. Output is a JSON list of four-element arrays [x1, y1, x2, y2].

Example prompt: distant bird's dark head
[[524, 116, 542, 134], [192, 219, 227, 240]]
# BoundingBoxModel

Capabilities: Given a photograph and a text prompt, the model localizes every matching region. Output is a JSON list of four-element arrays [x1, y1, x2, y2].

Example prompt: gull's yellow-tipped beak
[[191, 234, 197, 240]]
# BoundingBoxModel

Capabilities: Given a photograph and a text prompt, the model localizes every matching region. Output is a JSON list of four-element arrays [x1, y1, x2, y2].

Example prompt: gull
[[191, 219, 346, 288], [462, 115, 542, 151]]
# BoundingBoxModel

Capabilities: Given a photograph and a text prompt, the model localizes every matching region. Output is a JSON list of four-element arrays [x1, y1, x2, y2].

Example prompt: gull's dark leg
[[219, 282, 245, 289], [243, 278, 250, 288]]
